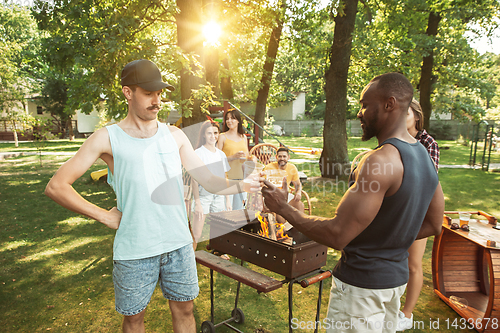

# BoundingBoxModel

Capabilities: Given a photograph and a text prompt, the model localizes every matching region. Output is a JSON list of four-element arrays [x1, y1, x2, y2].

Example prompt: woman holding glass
[[217, 110, 249, 210]]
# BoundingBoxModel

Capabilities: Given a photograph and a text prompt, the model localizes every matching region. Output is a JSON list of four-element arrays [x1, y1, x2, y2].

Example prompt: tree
[[176, 0, 207, 126], [271, 1, 333, 118], [39, 69, 77, 139], [254, 1, 287, 138], [0, 5, 41, 146], [345, 0, 500, 126], [320, 0, 359, 178], [418, 11, 441, 129], [33, 0, 184, 119], [420, 0, 500, 126]]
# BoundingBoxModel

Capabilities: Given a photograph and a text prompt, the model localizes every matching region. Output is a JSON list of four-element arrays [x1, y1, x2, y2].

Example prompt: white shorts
[[197, 187, 226, 214], [325, 276, 406, 333]]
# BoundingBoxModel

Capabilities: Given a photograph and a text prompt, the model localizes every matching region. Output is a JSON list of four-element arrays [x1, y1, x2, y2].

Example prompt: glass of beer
[[265, 169, 286, 189], [459, 212, 470, 228]]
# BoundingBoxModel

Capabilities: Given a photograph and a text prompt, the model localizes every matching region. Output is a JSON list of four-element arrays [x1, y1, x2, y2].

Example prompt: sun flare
[[202, 21, 222, 45]]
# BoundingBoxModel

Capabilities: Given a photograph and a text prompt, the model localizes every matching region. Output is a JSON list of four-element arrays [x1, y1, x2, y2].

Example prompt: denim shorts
[[113, 244, 199, 316]]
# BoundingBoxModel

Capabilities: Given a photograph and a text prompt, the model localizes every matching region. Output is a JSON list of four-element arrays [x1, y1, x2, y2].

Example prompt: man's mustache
[[148, 105, 160, 111]]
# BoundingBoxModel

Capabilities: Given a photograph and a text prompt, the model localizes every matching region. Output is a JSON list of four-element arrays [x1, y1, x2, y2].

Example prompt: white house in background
[[431, 111, 453, 120], [239, 92, 307, 121], [1, 93, 103, 137], [270, 92, 306, 121], [76, 109, 101, 134]]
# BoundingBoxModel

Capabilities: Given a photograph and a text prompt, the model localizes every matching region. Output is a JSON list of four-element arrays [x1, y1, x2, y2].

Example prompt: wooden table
[[432, 211, 500, 332]]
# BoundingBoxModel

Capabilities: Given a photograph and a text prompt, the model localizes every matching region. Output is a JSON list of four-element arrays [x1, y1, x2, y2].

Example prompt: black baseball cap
[[121, 59, 175, 92]]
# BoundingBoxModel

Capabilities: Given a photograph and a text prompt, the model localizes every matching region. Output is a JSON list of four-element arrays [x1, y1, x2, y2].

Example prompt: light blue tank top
[[106, 122, 192, 260]]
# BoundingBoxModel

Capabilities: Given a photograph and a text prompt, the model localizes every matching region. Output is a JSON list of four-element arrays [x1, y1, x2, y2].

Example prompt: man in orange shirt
[[264, 147, 304, 213]]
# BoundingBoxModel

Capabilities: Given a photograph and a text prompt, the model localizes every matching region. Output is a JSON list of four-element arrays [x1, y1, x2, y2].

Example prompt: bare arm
[[291, 179, 302, 200], [263, 147, 401, 250], [192, 178, 203, 221], [171, 127, 257, 195], [216, 133, 225, 151], [44, 128, 121, 229], [415, 182, 445, 239]]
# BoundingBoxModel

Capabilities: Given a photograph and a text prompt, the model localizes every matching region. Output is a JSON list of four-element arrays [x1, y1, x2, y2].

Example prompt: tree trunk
[[220, 57, 234, 100], [254, 2, 286, 139], [176, 0, 206, 127], [205, 46, 220, 98], [320, 0, 358, 178], [418, 11, 441, 131], [204, 0, 221, 98], [67, 117, 74, 141], [13, 121, 19, 148]]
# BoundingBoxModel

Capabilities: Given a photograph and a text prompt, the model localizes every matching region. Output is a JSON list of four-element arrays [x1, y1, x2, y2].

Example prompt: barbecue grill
[[195, 209, 331, 333], [208, 210, 328, 278]]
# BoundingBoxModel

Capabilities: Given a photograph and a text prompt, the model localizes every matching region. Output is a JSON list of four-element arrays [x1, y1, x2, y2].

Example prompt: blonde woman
[[397, 99, 440, 331]]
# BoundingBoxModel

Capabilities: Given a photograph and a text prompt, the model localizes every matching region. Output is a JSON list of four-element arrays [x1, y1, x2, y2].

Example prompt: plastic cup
[[243, 161, 264, 179], [449, 296, 468, 309], [265, 169, 286, 189], [459, 212, 470, 228]]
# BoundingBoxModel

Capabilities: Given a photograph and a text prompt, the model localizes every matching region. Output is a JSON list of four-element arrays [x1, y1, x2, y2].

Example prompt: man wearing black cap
[[45, 59, 259, 332]]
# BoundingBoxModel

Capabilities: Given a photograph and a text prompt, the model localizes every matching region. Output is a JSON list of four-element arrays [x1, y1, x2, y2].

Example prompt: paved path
[[0, 151, 76, 160]]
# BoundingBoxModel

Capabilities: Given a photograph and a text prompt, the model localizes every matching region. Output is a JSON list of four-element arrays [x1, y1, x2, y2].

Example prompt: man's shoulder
[[264, 162, 279, 169], [167, 124, 180, 133], [87, 127, 111, 144], [360, 145, 402, 174]]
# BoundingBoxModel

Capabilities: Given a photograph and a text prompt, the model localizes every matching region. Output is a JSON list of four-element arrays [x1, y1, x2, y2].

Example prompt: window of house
[[37, 106, 43, 115]]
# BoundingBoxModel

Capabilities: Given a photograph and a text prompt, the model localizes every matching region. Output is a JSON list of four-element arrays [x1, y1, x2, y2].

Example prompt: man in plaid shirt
[[417, 129, 439, 170]]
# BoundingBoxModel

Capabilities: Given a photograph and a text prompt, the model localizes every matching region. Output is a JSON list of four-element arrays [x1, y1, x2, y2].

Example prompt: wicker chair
[[250, 143, 312, 215], [249, 143, 279, 165]]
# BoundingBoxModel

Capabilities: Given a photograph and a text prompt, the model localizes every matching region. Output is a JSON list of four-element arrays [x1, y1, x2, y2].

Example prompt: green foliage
[[0, 5, 41, 112], [263, 108, 276, 137], [271, 2, 332, 115], [341, 0, 499, 121], [20, 115, 58, 166], [300, 125, 314, 137], [32, 0, 183, 119], [181, 84, 217, 118], [2, 0, 499, 132]]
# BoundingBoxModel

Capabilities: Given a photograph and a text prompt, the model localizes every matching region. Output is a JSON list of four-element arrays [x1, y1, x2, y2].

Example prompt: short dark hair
[[370, 72, 413, 110], [277, 147, 289, 155]]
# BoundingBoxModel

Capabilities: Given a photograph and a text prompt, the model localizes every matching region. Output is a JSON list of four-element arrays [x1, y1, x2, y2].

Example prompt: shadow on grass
[[1, 155, 121, 332], [2, 151, 495, 332]]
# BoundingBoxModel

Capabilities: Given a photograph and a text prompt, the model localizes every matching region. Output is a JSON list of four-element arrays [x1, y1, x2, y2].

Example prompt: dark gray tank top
[[333, 138, 439, 289]]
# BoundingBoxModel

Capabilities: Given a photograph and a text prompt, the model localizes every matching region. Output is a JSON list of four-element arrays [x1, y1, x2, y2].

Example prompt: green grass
[[2, 137, 499, 332]]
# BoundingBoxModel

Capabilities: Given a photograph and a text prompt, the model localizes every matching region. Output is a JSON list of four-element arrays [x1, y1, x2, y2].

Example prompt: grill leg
[[314, 279, 324, 333], [233, 260, 244, 310], [210, 268, 214, 323], [288, 280, 294, 333]]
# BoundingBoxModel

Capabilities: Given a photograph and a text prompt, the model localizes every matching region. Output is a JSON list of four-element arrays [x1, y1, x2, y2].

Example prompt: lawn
[[1, 136, 499, 332]]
